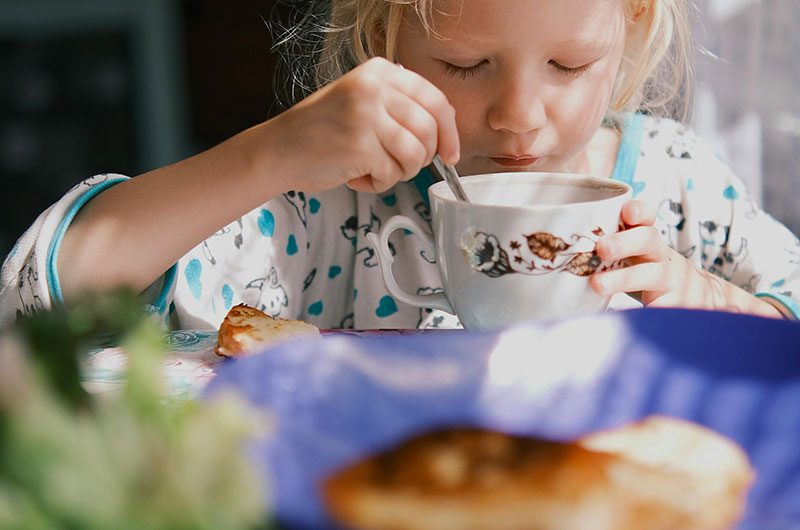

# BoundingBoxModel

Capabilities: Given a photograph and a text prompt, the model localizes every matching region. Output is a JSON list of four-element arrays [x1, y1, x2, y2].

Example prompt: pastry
[[322, 416, 754, 530], [215, 303, 320, 357]]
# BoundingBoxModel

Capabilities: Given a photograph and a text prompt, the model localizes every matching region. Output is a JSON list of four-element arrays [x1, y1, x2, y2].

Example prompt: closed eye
[[549, 60, 593, 77], [440, 60, 487, 79]]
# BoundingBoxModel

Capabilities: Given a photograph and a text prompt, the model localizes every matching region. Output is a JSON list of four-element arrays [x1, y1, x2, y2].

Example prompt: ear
[[624, 0, 654, 44], [626, 0, 654, 26]]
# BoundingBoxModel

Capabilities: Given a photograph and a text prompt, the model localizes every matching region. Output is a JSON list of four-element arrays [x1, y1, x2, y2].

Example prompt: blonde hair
[[275, 0, 695, 121], [614, 0, 695, 121]]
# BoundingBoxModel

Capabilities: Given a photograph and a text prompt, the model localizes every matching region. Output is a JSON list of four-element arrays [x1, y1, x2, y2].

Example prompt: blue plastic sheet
[[206, 307, 800, 529]]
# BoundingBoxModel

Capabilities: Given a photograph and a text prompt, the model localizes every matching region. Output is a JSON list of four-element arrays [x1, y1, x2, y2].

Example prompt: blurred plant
[[0, 289, 272, 530]]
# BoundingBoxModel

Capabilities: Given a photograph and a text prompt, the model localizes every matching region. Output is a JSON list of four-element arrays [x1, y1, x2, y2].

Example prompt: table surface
[[80, 328, 441, 397], [82, 309, 800, 528]]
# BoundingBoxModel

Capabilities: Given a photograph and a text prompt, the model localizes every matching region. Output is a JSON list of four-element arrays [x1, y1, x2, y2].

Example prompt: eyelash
[[440, 61, 486, 79], [549, 61, 592, 77], [440, 59, 593, 79]]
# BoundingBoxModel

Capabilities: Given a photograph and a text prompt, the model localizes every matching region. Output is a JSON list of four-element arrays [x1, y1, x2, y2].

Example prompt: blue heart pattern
[[184, 259, 203, 299], [287, 234, 298, 255], [258, 209, 275, 237], [222, 284, 234, 310], [308, 300, 323, 316], [723, 185, 739, 200], [376, 295, 398, 318]]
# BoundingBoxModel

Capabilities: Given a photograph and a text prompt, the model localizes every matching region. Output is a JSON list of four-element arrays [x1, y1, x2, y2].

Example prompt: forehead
[[416, 0, 626, 47]]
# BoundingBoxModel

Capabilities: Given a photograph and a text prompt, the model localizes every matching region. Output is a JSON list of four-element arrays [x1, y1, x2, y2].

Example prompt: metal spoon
[[395, 63, 468, 202], [430, 154, 469, 202]]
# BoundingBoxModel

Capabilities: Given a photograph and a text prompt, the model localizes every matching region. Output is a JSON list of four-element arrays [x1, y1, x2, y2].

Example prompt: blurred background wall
[[1, 0, 799, 261], [0, 0, 290, 260], [693, 0, 800, 239]]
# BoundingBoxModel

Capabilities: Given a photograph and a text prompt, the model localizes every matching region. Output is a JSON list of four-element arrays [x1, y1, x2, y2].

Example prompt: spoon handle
[[431, 155, 469, 202]]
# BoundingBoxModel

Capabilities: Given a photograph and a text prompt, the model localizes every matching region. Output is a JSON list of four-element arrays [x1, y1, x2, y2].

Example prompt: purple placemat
[[207, 307, 800, 529]]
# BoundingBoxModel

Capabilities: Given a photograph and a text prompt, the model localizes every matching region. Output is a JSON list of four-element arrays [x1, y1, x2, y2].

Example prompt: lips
[[489, 155, 540, 168]]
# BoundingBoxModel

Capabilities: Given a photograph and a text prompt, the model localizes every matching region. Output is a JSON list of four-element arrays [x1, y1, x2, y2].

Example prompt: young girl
[[2, 0, 799, 329]]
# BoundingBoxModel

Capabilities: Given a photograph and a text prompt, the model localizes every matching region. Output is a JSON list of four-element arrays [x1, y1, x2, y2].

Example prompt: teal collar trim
[[610, 113, 644, 187]]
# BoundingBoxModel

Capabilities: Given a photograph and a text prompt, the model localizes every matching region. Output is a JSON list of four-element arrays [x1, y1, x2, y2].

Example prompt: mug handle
[[366, 215, 454, 313]]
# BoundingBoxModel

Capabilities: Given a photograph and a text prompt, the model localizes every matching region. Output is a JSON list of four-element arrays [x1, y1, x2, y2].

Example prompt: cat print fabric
[[1, 114, 799, 329]]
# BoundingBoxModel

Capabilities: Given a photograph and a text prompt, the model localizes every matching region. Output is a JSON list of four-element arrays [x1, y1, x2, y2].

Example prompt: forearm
[[58, 121, 290, 300]]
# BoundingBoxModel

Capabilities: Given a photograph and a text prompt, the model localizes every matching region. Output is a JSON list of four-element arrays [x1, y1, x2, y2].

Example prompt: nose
[[487, 77, 546, 134]]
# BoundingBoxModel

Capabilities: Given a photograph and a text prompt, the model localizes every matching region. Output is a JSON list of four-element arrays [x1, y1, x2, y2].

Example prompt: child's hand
[[590, 200, 782, 316], [268, 57, 460, 194]]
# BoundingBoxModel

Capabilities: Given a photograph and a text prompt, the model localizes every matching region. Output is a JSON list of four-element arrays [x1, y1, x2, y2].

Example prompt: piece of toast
[[579, 414, 755, 530], [322, 416, 754, 530], [215, 304, 320, 358]]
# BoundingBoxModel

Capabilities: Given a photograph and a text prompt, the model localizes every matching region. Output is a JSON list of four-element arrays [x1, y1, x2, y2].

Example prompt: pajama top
[[2, 113, 799, 329]]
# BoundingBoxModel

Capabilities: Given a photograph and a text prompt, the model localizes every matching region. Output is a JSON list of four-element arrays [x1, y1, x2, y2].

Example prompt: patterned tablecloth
[[80, 329, 439, 397]]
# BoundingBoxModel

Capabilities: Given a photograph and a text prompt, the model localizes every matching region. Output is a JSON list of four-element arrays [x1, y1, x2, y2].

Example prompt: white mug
[[366, 172, 632, 329]]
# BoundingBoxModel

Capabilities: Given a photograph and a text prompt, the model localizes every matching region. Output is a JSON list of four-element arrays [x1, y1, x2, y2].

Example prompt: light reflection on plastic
[[325, 338, 463, 390], [485, 316, 625, 399]]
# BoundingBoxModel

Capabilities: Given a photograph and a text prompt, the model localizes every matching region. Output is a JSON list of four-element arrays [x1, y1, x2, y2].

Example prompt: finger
[[590, 261, 668, 296], [595, 225, 666, 262], [621, 199, 656, 228], [383, 89, 439, 168], [366, 141, 407, 192], [347, 167, 405, 193], [346, 175, 379, 193], [388, 63, 460, 164], [377, 112, 432, 181]]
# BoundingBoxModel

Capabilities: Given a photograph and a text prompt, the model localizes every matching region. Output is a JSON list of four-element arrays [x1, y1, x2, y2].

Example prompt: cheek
[[437, 87, 484, 137], [552, 73, 615, 134]]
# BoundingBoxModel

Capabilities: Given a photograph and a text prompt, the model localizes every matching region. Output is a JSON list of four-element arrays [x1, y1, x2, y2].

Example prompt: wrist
[[710, 274, 784, 319], [229, 117, 297, 200], [756, 293, 799, 320]]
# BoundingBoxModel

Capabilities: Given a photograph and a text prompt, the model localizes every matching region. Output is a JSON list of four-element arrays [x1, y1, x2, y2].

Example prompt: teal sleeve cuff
[[46, 178, 180, 315], [150, 264, 177, 316], [46, 178, 128, 304], [756, 292, 800, 320]]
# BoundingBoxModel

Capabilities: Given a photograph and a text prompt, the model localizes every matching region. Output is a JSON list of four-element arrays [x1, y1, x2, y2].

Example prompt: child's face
[[395, 0, 629, 176]]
